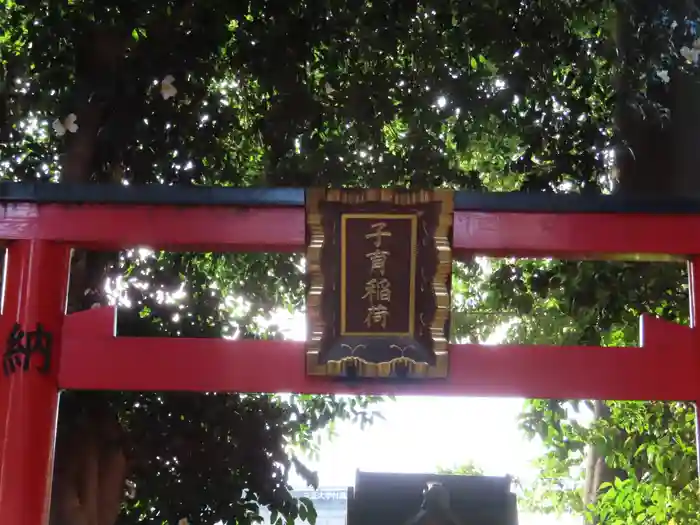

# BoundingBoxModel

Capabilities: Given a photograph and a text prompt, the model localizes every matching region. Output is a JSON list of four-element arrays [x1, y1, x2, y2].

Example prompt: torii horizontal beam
[[0, 183, 695, 259], [58, 307, 697, 401]]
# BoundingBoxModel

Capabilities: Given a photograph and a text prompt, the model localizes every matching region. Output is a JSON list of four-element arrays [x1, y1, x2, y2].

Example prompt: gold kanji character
[[366, 249, 390, 275], [365, 222, 392, 247], [362, 278, 392, 303], [365, 304, 390, 329]]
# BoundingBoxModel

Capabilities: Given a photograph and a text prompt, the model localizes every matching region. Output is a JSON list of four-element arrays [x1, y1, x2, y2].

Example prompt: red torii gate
[[0, 183, 698, 524]]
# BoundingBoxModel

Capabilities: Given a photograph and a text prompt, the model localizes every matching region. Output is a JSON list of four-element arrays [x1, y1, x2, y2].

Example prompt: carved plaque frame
[[306, 189, 453, 379]]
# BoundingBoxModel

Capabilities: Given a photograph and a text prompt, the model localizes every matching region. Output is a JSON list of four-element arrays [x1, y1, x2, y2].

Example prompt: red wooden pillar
[[688, 258, 700, 478], [0, 240, 71, 524]]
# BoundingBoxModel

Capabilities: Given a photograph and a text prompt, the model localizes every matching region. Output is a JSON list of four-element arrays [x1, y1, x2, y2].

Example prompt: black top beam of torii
[[0, 182, 697, 214]]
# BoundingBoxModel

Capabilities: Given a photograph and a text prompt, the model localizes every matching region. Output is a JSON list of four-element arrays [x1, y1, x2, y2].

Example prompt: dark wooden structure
[[347, 471, 518, 525]]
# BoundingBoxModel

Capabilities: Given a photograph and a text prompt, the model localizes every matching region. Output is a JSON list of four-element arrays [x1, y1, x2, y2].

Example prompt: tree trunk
[[614, 2, 700, 198], [50, 397, 130, 525], [48, 26, 131, 525], [585, 3, 700, 524], [581, 401, 620, 524], [616, 66, 700, 197], [613, 1, 671, 197], [48, 9, 199, 519]]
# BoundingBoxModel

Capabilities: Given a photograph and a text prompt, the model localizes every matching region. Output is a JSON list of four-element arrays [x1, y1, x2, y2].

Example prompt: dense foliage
[[454, 258, 697, 523], [2, 0, 700, 523]]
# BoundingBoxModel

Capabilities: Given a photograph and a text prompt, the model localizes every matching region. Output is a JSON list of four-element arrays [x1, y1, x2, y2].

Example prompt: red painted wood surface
[[0, 203, 697, 258], [0, 203, 304, 252], [58, 308, 698, 400], [0, 241, 71, 524], [452, 212, 694, 259]]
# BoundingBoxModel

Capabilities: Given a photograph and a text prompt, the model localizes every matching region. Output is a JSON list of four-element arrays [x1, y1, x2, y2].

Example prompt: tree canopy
[[2, 0, 700, 524], [456, 257, 696, 523]]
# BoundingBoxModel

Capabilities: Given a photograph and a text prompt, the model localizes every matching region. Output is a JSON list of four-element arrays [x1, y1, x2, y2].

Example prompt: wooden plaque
[[306, 189, 453, 378]]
